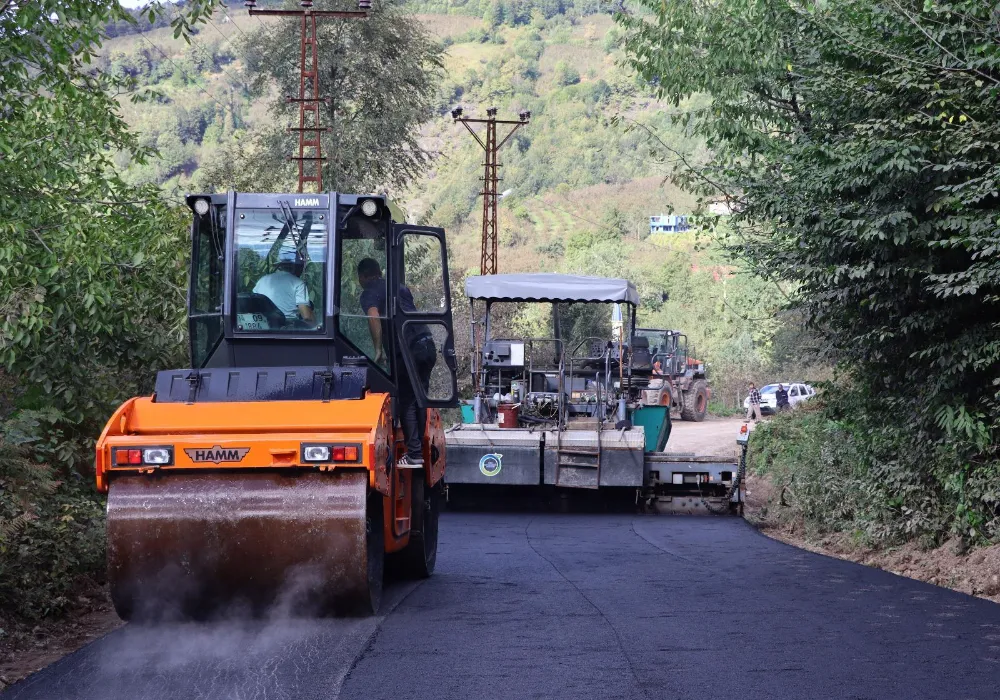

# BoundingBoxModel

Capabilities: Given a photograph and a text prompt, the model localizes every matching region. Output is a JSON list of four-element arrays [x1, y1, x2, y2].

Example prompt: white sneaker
[[397, 454, 424, 469]]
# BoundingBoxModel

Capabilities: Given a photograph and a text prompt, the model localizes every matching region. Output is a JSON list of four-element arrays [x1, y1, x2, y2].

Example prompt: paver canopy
[[464, 273, 640, 305]]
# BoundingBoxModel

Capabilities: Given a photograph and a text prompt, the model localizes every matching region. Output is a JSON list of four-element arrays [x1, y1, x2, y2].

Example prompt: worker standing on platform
[[357, 258, 436, 467]]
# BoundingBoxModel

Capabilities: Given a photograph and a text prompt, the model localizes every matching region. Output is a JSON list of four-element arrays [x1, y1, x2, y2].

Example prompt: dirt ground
[[664, 415, 1000, 607], [665, 415, 748, 456], [0, 587, 120, 691]]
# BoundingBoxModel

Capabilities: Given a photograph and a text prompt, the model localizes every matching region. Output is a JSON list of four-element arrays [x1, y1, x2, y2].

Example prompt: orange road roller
[[95, 192, 458, 618]]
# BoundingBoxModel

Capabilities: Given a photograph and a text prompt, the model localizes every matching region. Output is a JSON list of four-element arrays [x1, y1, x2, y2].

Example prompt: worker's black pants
[[398, 337, 437, 461]]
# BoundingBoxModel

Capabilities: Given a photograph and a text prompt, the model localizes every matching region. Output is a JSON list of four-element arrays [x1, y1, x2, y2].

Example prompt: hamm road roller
[[95, 192, 458, 618]]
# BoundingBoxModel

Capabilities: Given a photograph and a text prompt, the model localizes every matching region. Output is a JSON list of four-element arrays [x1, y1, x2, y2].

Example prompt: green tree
[[0, 0, 226, 619], [620, 0, 1000, 541], [484, 0, 503, 29], [200, 0, 443, 194], [552, 59, 579, 86]]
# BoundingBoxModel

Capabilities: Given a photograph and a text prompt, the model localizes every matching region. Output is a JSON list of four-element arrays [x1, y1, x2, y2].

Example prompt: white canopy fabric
[[464, 274, 640, 305]]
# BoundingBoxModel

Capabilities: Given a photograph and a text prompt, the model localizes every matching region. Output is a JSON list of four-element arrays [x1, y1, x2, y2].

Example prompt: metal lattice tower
[[246, 1, 370, 193], [451, 107, 530, 275]]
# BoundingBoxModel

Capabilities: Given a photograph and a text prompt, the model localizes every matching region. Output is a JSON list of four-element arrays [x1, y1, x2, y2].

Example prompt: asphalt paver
[[6, 513, 1000, 700]]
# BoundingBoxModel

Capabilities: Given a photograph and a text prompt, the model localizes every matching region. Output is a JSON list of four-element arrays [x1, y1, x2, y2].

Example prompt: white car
[[744, 382, 816, 415]]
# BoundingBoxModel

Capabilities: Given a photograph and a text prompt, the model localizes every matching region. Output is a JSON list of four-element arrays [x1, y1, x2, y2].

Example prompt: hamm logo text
[[184, 446, 251, 464]]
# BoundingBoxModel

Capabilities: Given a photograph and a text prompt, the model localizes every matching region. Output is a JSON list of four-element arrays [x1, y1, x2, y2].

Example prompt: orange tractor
[[95, 192, 458, 618]]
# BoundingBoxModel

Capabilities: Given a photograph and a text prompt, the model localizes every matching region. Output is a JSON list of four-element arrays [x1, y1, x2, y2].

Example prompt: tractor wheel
[[680, 379, 709, 422], [658, 385, 672, 408], [391, 471, 440, 579]]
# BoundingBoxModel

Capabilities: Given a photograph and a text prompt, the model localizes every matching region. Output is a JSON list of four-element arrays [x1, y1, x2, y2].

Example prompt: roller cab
[[95, 192, 457, 619]]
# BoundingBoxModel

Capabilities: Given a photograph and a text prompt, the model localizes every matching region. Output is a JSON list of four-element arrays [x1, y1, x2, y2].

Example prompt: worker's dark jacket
[[775, 388, 789, 407], [359, 279, 433, 358]]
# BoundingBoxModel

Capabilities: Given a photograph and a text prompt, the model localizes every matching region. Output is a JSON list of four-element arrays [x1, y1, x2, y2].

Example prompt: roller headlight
[[303, 445, 331, 462], [142, 447, 172, 465]]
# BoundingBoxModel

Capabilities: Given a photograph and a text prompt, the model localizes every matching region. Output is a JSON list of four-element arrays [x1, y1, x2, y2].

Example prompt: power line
[[159, 4, 246, 99], [532, 198, 603, 229], [196, 17, 247, 89]]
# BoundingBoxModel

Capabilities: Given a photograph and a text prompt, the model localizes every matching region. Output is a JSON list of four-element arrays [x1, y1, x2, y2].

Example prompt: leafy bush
[[751, 393, 1000, 545], [552, 59, 579, 86], [0, 413, 105, 620], [749, 401, 869, 538]]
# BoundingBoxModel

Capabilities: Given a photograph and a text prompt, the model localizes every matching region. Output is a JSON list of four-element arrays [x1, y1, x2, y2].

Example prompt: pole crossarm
[[249, 9, 368, 17], [459, 121, 487, 150]]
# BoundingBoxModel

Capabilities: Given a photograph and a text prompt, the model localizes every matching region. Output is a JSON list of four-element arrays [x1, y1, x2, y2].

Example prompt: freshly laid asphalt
[[6, 512, 1000, 700]]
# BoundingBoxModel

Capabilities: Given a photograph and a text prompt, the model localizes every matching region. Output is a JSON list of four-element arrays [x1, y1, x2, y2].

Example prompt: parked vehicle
[[744, 382, 816, 415]]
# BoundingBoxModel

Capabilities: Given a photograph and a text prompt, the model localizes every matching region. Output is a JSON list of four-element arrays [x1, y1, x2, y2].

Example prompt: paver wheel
[[680, 379, 709, 422]]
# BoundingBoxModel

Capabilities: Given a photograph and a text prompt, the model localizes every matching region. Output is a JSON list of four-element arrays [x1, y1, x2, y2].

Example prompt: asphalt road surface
[[6, 511, 1000, 700]]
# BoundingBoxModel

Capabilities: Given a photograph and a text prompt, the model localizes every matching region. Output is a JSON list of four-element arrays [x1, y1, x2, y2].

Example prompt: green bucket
[[632, 405, 671, 453], [460, 403, 476, 424]]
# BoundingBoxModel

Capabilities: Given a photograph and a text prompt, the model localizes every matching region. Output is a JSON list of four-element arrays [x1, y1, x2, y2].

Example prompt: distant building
[[649, 214, 689, 234]]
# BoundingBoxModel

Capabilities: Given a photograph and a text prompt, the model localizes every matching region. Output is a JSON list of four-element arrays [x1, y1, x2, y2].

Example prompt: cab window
[[338, 215, 390, 372], [234, 208, 327, 333]]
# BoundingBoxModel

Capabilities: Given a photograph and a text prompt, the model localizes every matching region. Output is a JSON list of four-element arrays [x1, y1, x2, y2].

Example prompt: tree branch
[[887, 0, 1000, 88]]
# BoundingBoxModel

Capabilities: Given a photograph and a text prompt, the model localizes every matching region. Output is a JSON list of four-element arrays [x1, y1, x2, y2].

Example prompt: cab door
[[390, 225, 458, 408], [187, 198, 226, 368]]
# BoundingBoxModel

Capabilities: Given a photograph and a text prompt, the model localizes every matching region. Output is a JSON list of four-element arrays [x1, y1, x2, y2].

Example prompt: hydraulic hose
[[698, 441, 748, 515]]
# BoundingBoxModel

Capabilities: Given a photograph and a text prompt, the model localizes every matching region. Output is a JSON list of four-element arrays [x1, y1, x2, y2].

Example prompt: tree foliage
[[0, 0, 225, 621], [199, 0, 443, 194], [621, 0, 1000, 541], [0, 0, 218, 466]]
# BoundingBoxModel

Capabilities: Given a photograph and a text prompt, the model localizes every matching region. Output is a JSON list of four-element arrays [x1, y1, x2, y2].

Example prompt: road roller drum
[[106, 471, 382, 619]]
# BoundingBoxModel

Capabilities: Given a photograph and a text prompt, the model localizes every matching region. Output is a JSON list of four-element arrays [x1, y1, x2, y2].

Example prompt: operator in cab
[[357, 258, 436, 468], [253, 258, 315, 326]]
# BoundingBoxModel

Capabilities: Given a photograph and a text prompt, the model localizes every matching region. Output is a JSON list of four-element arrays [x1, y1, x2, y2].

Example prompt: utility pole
[[451, 106, 529, 275], [246, 0, 370, 194]]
